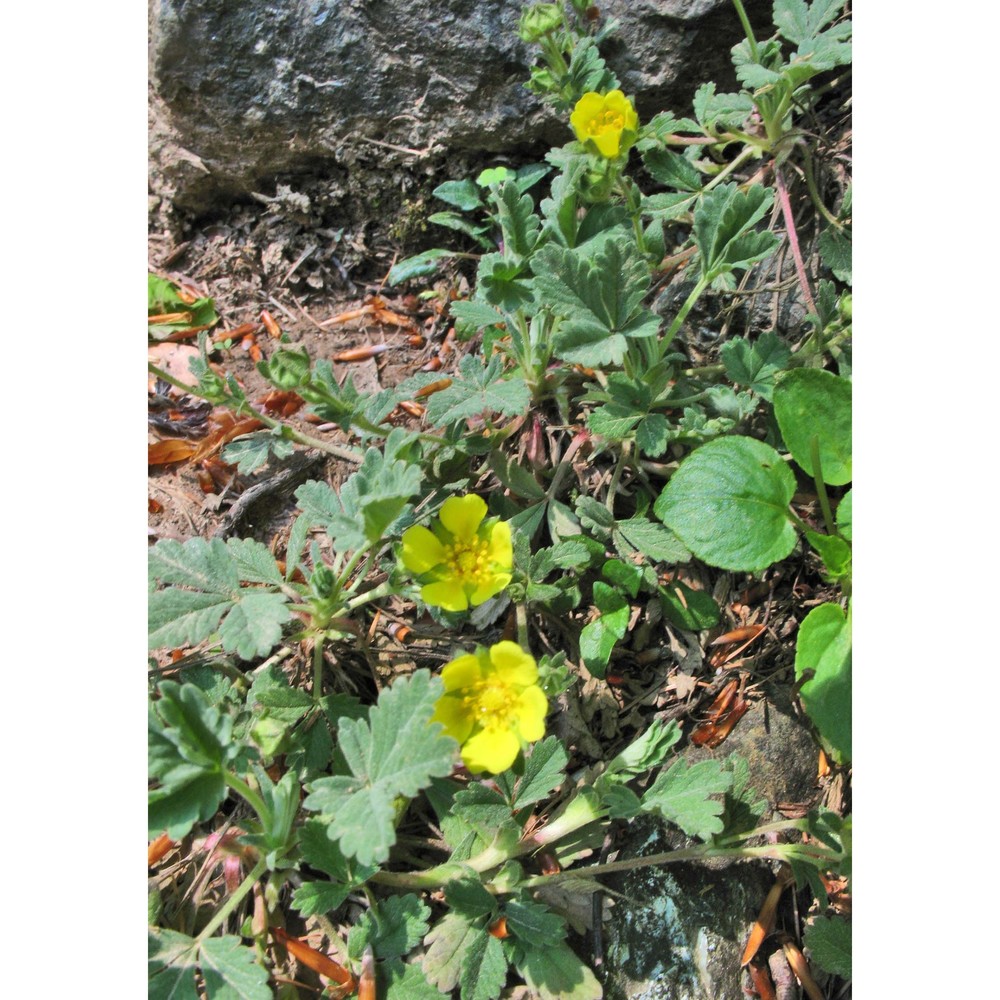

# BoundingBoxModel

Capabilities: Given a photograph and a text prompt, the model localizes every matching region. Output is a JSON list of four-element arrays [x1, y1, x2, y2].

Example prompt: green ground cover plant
[[149, 1, 852, 996]]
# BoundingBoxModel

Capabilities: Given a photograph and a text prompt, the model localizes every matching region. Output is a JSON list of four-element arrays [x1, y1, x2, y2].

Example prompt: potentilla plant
[[150, 1, 851, 995]]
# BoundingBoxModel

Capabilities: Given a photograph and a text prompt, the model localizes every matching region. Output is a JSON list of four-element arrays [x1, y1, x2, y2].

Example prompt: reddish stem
[[774, 168, 816, 317]]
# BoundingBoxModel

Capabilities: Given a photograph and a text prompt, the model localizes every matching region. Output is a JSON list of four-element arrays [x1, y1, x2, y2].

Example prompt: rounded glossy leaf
[[836, 488, 852, 542], [795, 603, 851, 763], [654, 436, 797, 572], [773, 369, 852, 485]]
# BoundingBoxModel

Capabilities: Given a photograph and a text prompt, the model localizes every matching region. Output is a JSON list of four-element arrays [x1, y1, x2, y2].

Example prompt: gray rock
[[149, 0, 772, 216], [600, 686, 819, 999]]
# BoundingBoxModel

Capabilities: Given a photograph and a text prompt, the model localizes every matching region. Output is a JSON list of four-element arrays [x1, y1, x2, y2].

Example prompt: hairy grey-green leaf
[[199, 936, 272, 1000], [303, 671, 457, 865], [460, 931, 507, 1000], [641, 757, 733, 839], [424, 354, 531, 426]]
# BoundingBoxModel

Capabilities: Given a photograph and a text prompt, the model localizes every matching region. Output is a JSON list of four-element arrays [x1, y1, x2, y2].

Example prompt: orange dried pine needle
[[779, 935, 825, 1000], [358, 944, 376, 1000], [331, 344, 389, 362], [710, 624, 766, 646], [261, 310, 282, 339], [746, 957, 778, 1000], [414, 378, 452, 399], [741, 867, 794, 966], [272, 928, 355, 988], [148, 833, 176, 868]]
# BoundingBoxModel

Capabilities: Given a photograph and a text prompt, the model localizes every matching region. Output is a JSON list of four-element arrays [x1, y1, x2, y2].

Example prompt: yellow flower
[[401, 495, 513, 612], [570, 90, 638, 158], [431, 641, 548, 774]]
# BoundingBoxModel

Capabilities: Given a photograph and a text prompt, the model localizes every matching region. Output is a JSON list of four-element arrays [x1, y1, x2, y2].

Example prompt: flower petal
[[570, 91, 606, 142], [462, 726, 520, 774], [488, 641, 538, 687], [592, 129, 622, 158], [439, 495, 487, 541], [421, 579, 470, 612], [440, 653, 483, 692], [486, 520, 513, 572], [431, 692, 474, 744], [514, 684, 549, 742], [401, 525, 446, 574], [469, 570, 512, 607]]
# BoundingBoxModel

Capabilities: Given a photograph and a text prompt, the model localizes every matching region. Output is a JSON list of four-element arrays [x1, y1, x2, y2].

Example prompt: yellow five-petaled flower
[[431, 641, 548, 774], [401, 495, 513, 612], [570, 90, 638, 159]]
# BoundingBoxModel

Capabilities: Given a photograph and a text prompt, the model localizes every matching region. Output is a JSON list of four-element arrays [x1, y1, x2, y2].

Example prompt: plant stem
[[809, 437, 838, 536], [224, 772, 273, 832], [313, 638, 326, 701], [343, 578, 397, 613], [774, 168, 817, 317], [730, 0, 759, 62], [195, 857, 268, 943], [659, 275, 711, 359], [148, 363, 363, 465], [702, 144, 758, 191]]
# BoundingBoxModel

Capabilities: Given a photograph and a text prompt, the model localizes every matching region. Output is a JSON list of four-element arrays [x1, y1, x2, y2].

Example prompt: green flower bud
[[310, 563, 337, 600], [838, 293, 852, 323], [518, 3, 564, 43]]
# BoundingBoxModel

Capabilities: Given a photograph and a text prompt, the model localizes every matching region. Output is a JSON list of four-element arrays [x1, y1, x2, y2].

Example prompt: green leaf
[[423, 912, 480, 993], [495, 181, 541, 260], [614, 517, 690, 564], [805, 530, 852, 580], [659, 579, 721, 631], [384, 959, 446, 1000], [693, 183, 780, 278], [434, 178, 484, 211], [299, 816, 376, 881], [429, 211, 494, 248], [605, 718, 681, 777], [148, 929, 200, 1000], [148, 274, 219, 340], [654, 436, 798, 572], [424, 354, 531, 426], [506, 737, 568, 807], [818, 226, 852, 284], [388, 248, 456, 285], [222, 431, 296, 474], [641, 757, 733, 839], [248, 664, 313, 726], [505, 898, 566, 946], [148, 931, 270, 1000], [773, 369, 852, 485], [720, 331, 791, 400], [445, 877, 497, 920], [692, 82, 754, 131], [578, 581, 630, 679], [516, 940, 602, 1000], [803, 914, 851, 978], [304, 671, 458, 865], [642, 148, 703, 192], [460, 931, 507, 1000], [795, 603, 851, 762], [602, 559, 643, 599], [836, 489, 852, 541], [291, 880, 354, 917], [148, 538, 291, 660], [294, 430, 422, 552], [349, 893, 431, 961], [449, 300, 506, 332], [534, 238, 661, 367], [200, 936, 273, 999], [774, 0, 848, 48]]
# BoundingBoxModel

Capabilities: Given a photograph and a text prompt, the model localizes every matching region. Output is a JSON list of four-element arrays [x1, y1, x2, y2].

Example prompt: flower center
[[588, 108, 624, 135], [465, 678, 518, 730], [443, 537, 491, 585]]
